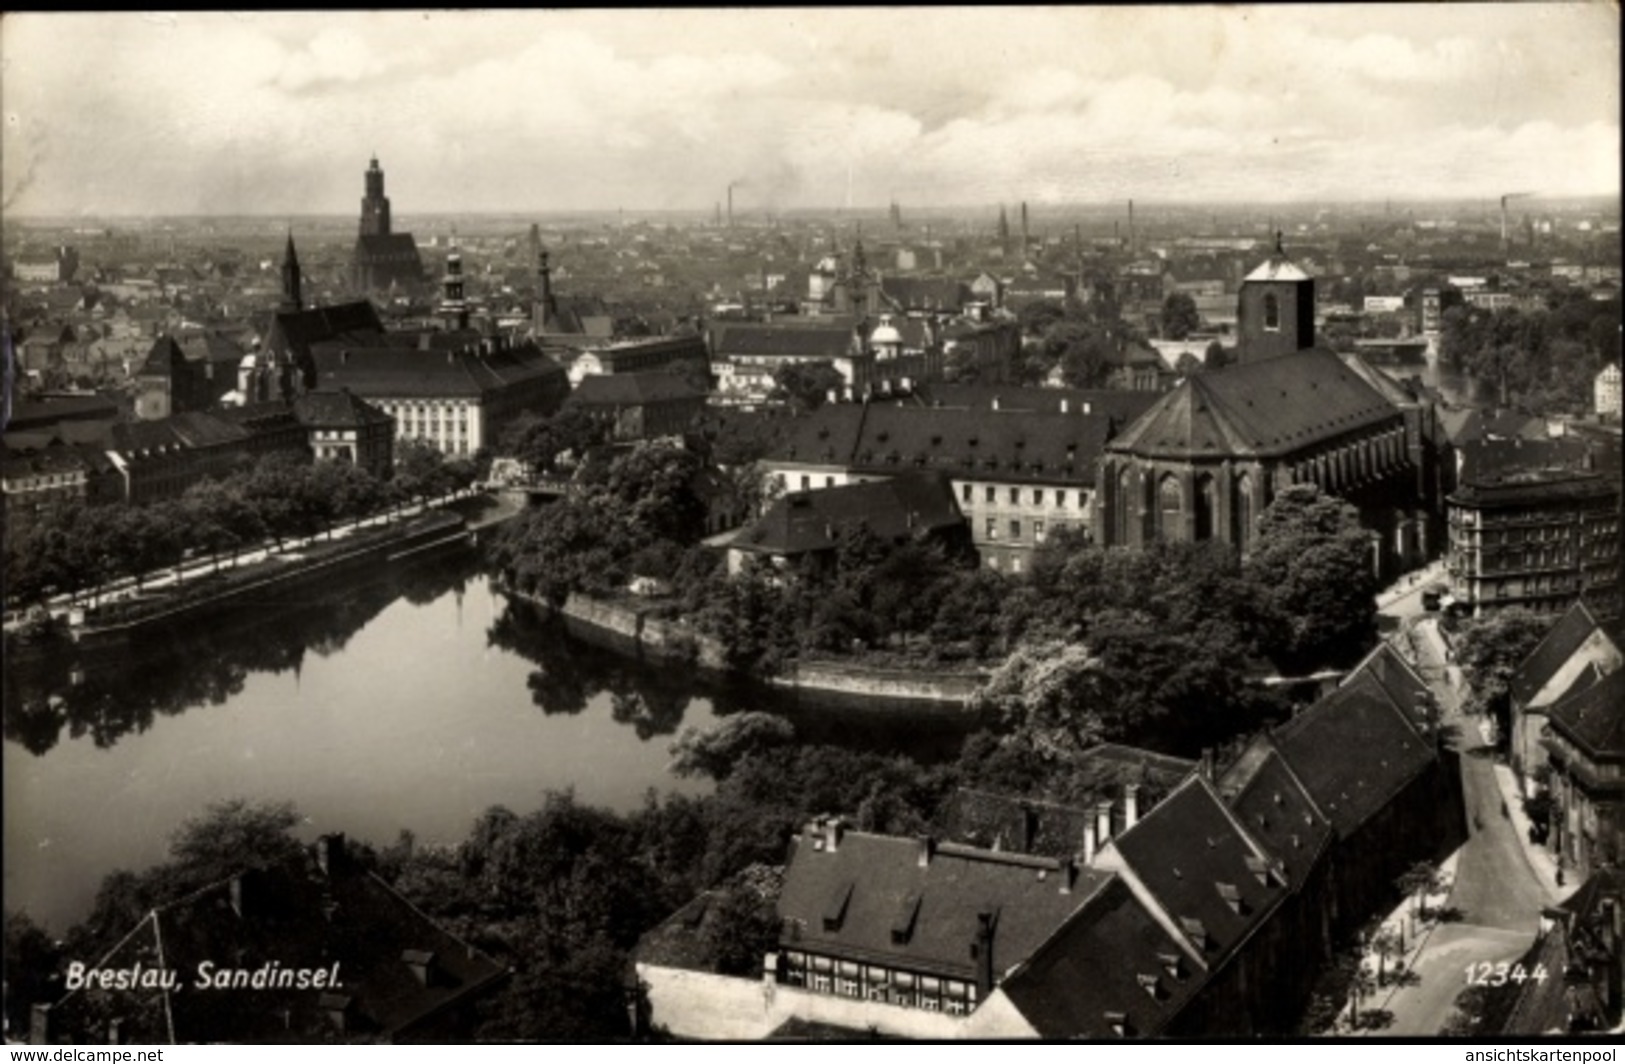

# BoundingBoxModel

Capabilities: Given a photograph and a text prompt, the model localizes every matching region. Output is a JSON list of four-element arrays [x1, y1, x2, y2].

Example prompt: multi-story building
[[710, 320, 869, 406], [563, 335, 709, 387], [1544, 669, 1625, 881], [292, 389, 396, 479], [759, 398, 1124, 573], [11, 246, 79, 284], [568, 373, 708, 442], [1445, 471, 1621, 619]]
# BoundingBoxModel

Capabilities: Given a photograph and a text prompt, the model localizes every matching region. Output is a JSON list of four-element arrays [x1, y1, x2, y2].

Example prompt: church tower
[[279, 232, 303, 314], [532, 249, 559, 333], [1236, 232, 1315, 363], [360, 156, 392, 238]]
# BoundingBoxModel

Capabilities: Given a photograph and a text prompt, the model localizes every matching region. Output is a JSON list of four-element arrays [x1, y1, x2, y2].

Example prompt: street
[[1364, 614, 1556, 1036]]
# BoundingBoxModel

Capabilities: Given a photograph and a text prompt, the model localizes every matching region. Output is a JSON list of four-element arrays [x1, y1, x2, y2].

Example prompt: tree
[[1204, 340, 1231, 370], [498, 406, 611, 473], [1396, 859, 1445, 923], [1454, 608, 1548, 743], [168, 798, 305, 885], [973, 641, 1116, 757], [1161, 292, 1201, 340], [4, 910, 61, 1037], [1245, 484, 1380, 673], [669, 712, 796, 781], [769, 360, 846, 412], [1174, 351, 1202, 375]]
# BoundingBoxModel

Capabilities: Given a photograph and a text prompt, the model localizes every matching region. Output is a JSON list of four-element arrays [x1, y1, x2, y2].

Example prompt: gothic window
[[1263, 292, 1280, 331], [1115, 467, 1135, 545], [1195, 474, 1216, 542], [1235, 472, 1255, 550], [1159, 474, 1183, 540]]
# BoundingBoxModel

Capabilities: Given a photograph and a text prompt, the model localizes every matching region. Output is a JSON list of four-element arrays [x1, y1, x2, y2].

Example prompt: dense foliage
[[1453, 606, 1550, 746], [1439, 290, 1621, 413], [3, 449, 477, 609]]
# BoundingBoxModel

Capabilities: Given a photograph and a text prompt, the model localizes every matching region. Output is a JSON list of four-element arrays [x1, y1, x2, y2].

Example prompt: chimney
[[973, 909, 996, 999], [824, 816, 843, 853], [1058, 856, 1077, 895], [402, 949, 436, 987], [1200, 748, 1216, 781], [1125, 785, 1140, 830], [917, 835, 935, 867], [1096, 801, 1113, 847], [316, 833, 346, 878], [30, 1003, 51, 1045], [1083, 820, 1098, 865]]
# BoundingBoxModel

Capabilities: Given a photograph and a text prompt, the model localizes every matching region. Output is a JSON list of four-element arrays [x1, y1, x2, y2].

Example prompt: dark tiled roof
[[736, 472, 963, 557], [49, 840, 506, 1043], [1347, 642, 1436, 733], [181, 331, 246, 365], [937, 790, 1099, 859], [1107, 776, 1287, 965], [879, 277, 971, 310], [1272, 670, 1435, 837], [293, 389, 393, 429], [137, 335, 187, 378], [1449, 469, 1616, 508], [914, 384, 1160, 424], [110, 412, 253, 453], [1546, 668, 1625, 763], [265, 302, 387, 362], [1457, 438, 1595, 485], [1217, 739, 1336, 888], [776, 822, 1111, 981], [569, 372, 707, 406], [1107, 350, 1401, 460], [998, 878, 1201, 1039], [311, 340, 567, 399], [851, 406, 1114, 487], [713, 322, 856, 359], [1512, 601, 1608, 707], [6, 395, 119, 429]]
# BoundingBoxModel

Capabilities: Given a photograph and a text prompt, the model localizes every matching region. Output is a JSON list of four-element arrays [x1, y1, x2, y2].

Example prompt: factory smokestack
[[1128, 199, 1135, 256], [727, 184, 734, 230]]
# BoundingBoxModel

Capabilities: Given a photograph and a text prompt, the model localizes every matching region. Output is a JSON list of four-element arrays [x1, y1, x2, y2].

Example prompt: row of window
[[781, 953, 975, 1015], [984, 517, 1047, 543], [962, 483, 1080, 509]]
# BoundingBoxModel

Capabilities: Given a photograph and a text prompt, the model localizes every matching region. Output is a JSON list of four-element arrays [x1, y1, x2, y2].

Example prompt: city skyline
[[1, 6, 1620, 218]]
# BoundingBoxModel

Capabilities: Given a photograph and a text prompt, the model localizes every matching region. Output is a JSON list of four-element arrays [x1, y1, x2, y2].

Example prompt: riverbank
[[69, 512, 470, 645], [512, 587, 988, 710]]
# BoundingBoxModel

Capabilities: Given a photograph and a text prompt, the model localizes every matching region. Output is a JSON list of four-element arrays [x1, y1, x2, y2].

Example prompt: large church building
[[351, 156, 424, 292], [1095, 239, 1441, 574]]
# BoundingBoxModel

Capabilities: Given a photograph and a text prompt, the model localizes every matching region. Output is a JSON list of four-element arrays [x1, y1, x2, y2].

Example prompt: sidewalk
[[1376, 559, 1448, 612], [1338, 851, 1460, 1035], [1490, 762, 1565, 904]]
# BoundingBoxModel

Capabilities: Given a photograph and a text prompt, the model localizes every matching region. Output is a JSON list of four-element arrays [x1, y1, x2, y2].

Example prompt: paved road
[[1371, 618, 1553, 1036]]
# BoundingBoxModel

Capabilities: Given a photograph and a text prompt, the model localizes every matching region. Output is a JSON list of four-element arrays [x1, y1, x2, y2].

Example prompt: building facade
[[1597, 363, 1622, 421], [1445, 472, 1621, 619]]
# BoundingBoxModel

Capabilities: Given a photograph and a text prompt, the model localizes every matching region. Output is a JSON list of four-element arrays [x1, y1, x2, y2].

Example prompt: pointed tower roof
[[1244, 232, 1310, 282]]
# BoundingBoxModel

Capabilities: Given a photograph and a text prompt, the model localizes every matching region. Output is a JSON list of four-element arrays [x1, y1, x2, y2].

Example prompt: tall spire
[[279, 230, 302, 314]]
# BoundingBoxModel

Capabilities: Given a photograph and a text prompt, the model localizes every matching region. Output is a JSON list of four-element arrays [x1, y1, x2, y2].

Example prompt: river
[[3, 551, 977, 933]]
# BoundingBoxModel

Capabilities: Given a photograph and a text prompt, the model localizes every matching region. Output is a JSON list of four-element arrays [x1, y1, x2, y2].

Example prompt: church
[[351, 156, 425, 292], [1095, 238, 1443, 575]]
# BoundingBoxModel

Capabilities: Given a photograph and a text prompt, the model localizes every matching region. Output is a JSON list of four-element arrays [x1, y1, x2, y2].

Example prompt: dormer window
[[1180, 916, 1210, 950], [1157, 952, 1186, 981], [1136, 973, 1163, 999], [1216, 882, 1244, 915], [1105, 1011, 1131, 1037]]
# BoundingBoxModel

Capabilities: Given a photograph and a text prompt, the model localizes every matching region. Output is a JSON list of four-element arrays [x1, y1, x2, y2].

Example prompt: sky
[[1, 6, 1619, 218]]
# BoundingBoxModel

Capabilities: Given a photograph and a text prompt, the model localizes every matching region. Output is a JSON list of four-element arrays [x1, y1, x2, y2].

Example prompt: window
[[1056, 490, 1068, 507], [1159, 474, 1183, 539], [1034, 519, 1046, 542], [986, 517, 998, 541], [1010, 519, 1022, 540], [1263, 292, 1280, 330], [800, 475, 810, 491], [1009, 487, 1020, 504], [1012, 556, 1023, 574], [825, 476, 835, 488], [962, 483, 973, 503], [1033, 489, 1044, 505], [985, 486, 995, 504], [837, 978, 860, 998], [810, 973, 833, 993]]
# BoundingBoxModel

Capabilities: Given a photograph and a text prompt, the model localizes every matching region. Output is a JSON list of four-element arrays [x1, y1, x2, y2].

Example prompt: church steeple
[[360, 156, 391, 237], [279, 231, 303, 314]]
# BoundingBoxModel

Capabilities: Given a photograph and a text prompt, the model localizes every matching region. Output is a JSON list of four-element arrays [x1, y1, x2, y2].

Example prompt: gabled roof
[[110, 412, 253, 454], [1217, 737, 1336, 888], [1272, 669, 1436, 838], [735, 471, 963, 558], [293, 389, 393, 429], [1106, 350, 1400, 461], [848, 405, 1114, 487], [1345, 641, 1436, 733], [1107, 776, 1287, 965], [311, 340, 567, 400], [879, 276, 971, 310], [997, 877, 1200, 1039], [1512, 601, 1608, 707], [1546, 668, 1625, 764], [775, 821, 1110, 981], [46, 838, 506, 1043], [137, 335, 188, 378], [1243, 255, 1311, 283]]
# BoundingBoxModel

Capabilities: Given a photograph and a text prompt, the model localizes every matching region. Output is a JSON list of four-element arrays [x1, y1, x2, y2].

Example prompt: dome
[[870, 315, 902, 346]]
